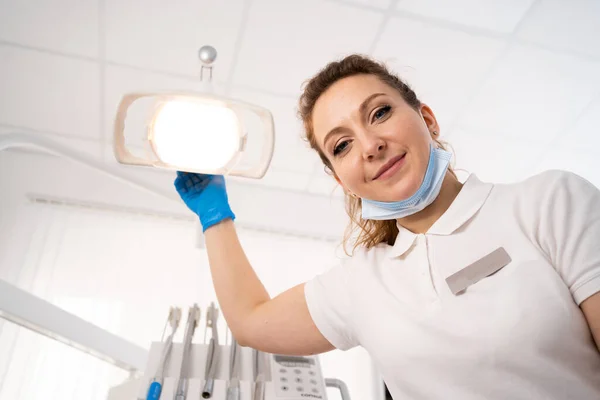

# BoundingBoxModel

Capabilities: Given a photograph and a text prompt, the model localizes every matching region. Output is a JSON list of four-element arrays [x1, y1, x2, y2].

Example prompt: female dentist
[[175, 54, 600, 399]]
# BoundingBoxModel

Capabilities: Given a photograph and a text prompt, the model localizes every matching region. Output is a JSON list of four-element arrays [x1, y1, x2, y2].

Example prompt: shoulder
[[483, 170, 599, 232], [491, 169, 596, 204], [522, 169, 592, 189]]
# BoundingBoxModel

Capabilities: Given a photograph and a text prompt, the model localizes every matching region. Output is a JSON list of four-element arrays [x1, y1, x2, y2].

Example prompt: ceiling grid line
[[330, 0, 510, 40], [0, 39, 98, 63], [443, 0, 543, 135], [325, 0, 388, 14], [367, 0, 401, 56], [223, 0, 254, 97]]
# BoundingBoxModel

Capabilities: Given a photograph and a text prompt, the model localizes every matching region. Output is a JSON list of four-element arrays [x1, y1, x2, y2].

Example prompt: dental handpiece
[[146, 307, 181, 400], [226, 338, 241, 400], [175, 304, 200, 400], [202, 302, 220, 398], [252, 349, 266, 400]]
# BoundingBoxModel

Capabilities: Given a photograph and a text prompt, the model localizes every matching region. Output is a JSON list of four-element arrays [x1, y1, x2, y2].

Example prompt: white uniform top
[[305, 170, 600, 400]]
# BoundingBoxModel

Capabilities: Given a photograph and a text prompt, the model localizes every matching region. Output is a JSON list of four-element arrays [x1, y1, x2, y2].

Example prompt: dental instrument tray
[[121, 304, 350, 400], [137, 342, 330, 400]]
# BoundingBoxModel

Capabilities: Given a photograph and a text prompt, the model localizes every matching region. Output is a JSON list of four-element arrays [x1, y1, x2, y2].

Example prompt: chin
[[385, 175, 422, 202]]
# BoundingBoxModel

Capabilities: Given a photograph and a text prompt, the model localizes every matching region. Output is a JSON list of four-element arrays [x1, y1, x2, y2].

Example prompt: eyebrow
[[322, 93, 387, 149]]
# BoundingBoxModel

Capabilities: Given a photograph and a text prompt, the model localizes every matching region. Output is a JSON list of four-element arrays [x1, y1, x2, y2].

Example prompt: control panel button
[[281, 377, 288, 383], [281, 386, 289, 391], [295, 378, 302, 383], [294, 369, 302, 374], [297, 387, 304, 392], [310, 379, 317, 385], [280, 368, 287, 374]]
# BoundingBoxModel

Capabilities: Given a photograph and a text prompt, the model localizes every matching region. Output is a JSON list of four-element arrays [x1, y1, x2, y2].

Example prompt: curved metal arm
[[325, 378, 351, 400], [0, 132, 181, 203]]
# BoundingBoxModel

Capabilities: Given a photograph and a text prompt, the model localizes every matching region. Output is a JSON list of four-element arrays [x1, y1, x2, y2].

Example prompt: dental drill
[[146, 307, 182, 400], [252, 348, 266, 400], [201, 302, 221, 398], [175, 304, 201, 400], [226, 337, 241, 400]]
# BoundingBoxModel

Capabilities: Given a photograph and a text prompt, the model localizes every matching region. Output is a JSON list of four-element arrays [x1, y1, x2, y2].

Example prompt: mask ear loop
[[431, 131, 445, 150]]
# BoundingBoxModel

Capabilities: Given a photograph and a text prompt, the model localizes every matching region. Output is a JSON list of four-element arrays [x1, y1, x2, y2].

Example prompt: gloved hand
[[174, 171, 236, 232]]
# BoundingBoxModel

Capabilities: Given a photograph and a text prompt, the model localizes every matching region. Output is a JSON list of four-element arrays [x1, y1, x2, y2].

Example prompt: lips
[[373, 154, 406, 180]]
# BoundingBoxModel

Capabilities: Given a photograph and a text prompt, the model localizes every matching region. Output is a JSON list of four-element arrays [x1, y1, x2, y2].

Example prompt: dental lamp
[[113, 45, 275, 178]]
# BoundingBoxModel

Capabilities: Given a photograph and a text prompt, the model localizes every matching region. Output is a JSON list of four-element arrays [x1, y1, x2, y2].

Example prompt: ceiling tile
[[396, 0, 535, 34], [516, 0, 600, 59], [105, 0, 245, 80], [552, 95, 600, 153], [0, 0, 99, 58], [229, 89, 321, 174], [446, 127, 544, 184], [529, 148, 600, 189], [0, 46, 100, 139], [372, 17, 506, 129], [232, 0, 383, 95], [460, 44, 600, 143]]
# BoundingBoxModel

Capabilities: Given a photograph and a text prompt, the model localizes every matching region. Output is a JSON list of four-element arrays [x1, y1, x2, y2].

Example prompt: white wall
[[0, 149, 377, 400]]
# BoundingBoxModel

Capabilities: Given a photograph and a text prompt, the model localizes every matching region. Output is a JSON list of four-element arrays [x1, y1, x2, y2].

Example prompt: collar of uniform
[[387, 174, 494, 259]]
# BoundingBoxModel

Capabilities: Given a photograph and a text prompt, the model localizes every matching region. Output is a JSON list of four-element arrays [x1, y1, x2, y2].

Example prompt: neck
[[397, 172, 463, 234]]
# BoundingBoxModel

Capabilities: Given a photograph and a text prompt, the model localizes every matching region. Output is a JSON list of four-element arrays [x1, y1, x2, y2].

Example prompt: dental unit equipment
[[202, 302, 221, 398], [175, 304, 201, 400], [226, 337, 242, 400], [252, 349, 267, 400], [146, 307, 182, 400]]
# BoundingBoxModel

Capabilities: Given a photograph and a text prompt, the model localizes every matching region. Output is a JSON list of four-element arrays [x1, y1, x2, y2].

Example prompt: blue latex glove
[[174, 171, 236, 232]]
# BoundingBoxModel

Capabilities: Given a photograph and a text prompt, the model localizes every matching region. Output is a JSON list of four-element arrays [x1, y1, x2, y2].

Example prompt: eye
[[372, 105, 391, 122], [333, 140, 350, 156]]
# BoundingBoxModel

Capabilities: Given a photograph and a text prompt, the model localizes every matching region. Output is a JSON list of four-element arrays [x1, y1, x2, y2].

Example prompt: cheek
[[334, 157, 363, 191]]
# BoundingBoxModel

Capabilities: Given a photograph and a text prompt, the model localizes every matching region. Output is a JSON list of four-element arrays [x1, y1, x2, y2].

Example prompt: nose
[[361, 135, 386, 161]]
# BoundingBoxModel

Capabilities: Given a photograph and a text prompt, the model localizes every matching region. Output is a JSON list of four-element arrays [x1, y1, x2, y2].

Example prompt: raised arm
[[175, 172, 334, 355]]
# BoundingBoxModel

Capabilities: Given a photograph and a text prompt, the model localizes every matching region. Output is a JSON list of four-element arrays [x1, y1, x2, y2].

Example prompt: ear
[[419, 103, 440, 137]]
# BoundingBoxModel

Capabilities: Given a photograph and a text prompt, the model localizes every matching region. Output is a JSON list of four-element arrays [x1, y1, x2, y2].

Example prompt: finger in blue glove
[[174, 171, 236, 232]]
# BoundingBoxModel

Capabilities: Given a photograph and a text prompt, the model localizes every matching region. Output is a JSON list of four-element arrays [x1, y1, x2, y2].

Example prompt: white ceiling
[[1, 0, 600, 197]]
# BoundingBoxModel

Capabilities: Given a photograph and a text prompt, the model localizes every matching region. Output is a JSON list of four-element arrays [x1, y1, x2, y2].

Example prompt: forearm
[[204, 219, 270, 341]]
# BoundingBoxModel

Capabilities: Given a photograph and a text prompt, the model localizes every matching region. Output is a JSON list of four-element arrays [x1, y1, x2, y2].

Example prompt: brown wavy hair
[[298, 54, 454, 255]]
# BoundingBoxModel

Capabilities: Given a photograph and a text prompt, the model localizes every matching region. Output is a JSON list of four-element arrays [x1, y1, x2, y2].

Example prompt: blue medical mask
[[361, 144, 452, 220]]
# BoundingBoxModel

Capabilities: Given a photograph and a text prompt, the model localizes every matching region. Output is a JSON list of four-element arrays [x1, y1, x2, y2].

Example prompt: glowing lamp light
[[150, 100, 242, 172]]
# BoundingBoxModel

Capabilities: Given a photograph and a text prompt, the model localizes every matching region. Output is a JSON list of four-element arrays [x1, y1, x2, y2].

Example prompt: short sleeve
[[538, 171, 600, 305], [304, 263, 359, 350]]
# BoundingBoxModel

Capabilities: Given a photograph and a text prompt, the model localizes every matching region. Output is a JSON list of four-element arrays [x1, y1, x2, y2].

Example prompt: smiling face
[[312, 74, 440, 203]]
